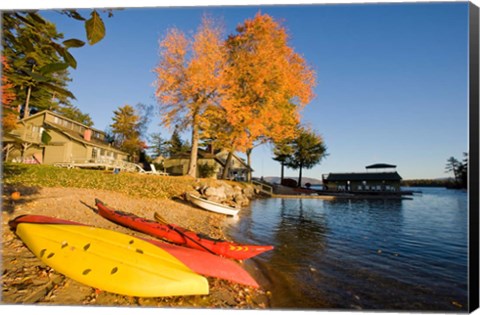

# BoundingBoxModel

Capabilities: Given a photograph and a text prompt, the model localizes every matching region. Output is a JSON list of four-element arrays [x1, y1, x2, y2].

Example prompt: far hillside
[[402, 178, 457, 188]]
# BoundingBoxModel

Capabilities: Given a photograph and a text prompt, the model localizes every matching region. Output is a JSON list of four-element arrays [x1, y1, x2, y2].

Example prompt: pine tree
[[110, 104, 147, 161], [166, 127, 187, 157], [2, 10, 110, 122], [2, 12, 75, 118], [149, 132, 168, 159]]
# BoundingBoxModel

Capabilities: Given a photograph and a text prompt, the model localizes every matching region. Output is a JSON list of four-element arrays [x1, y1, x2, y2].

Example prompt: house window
[[92, 148, 98, 159]]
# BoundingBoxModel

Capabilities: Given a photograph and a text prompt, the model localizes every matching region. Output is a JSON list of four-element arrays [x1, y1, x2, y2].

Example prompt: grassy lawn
[[2, 163, 214, 199]]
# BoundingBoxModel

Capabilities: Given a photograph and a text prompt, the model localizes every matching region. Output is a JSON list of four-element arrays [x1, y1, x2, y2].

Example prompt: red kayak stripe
[[95, 199, 274, 260]]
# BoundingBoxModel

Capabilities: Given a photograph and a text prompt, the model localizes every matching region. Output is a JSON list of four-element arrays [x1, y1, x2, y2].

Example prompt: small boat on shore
[[187, 194, 240, 216]]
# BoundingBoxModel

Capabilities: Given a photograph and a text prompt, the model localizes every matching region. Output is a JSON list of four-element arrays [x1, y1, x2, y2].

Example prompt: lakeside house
[[322, 163, 403, 192], [2, 110, 131, 169], [163, 148, 253, 180]]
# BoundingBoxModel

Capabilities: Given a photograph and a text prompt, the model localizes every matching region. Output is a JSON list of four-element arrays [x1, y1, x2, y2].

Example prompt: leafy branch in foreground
[[1, 9, 112, 120]]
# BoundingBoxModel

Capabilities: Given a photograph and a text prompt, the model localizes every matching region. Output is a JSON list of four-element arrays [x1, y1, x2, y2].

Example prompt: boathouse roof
[[365, 163, 397, 169], [324, 172, 402, 182]]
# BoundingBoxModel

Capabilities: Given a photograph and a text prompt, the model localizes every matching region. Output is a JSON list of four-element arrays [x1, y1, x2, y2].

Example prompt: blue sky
[[10, 1, 472, 180]]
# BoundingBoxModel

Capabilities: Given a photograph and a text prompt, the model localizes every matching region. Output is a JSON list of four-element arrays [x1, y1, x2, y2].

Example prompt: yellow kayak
[[14, 222, 209, 297]]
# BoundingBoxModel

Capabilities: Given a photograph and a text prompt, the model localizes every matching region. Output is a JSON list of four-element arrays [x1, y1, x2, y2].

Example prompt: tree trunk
[[221, 150, 234, 179], [297, 162, 303, 187], [280, 162, 285, 183], [3, 144, 13, 161], [246, 148, 252, 182], [24, 85, 32, 119], [21, 142, 32, 159], [187, 117, 199, 178]]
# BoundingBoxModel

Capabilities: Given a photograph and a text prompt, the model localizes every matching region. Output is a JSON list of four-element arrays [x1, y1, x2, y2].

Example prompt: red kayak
[[9, 214, 259, 288], [95, 199, 274, 260]]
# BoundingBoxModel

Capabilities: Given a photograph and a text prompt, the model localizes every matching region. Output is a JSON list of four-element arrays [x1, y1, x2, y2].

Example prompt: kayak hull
[[9, 215, 208, 297], [187, 194, 240, 216], [10, 214, 259, 288], [95, 199, 274, 260]]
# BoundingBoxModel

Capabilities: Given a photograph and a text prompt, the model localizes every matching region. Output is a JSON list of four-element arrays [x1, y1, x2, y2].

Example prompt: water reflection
[[227, 190, 468, 311]]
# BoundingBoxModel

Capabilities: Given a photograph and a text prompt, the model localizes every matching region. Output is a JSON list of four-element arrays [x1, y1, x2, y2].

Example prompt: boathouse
[[322, 164, 403, 192]]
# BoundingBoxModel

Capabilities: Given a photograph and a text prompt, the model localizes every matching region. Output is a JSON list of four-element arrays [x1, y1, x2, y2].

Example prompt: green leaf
[[20, 38, 35, 52], [85, 10, 106, 45], [62, 49, 77, 69], [62, 10, 86, 21], [38, 82, 76, 99], [39, 63, 69, 75], [52, 43, 78, 69], [22, 70, 49, 83], [14, 13, 35, 27], [63, 39, 85, 48], [27, 12, 46, 25]]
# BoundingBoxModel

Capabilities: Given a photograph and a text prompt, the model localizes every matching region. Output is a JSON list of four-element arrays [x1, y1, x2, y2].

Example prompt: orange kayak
[[95, 199, 274, 260]]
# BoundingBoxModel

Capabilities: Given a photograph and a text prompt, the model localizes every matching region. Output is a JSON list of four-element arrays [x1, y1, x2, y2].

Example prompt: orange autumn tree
[[154, 16, 224, 178], [1, 56, 17, 132], [218, 13, 316, 179]]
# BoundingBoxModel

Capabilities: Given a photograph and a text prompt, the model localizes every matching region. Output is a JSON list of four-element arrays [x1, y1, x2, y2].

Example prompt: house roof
[[324, 172, 402, 182], [19, 110, 104, 134], [170, 149, 217, 160], [44, 121, 126, 154], [169, 149, 253, 171]]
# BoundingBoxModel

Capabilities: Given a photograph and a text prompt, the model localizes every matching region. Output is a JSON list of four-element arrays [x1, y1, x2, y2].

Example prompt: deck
[[54, 157, 140, 172]]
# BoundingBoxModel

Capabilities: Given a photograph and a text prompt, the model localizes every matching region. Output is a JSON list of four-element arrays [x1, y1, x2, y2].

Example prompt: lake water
[[226, 187, 469, 311]]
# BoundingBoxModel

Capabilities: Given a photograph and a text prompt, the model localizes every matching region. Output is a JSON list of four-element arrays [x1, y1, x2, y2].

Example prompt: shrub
[[198, 163, 217, 178], [281, 178, 297, 187]]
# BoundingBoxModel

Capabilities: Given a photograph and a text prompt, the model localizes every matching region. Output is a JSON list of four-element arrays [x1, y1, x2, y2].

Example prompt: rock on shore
[[188, 181, 258, 208]]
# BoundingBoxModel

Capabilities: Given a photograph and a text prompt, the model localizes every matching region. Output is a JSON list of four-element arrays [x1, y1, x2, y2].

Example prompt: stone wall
[[187, 181, 259, 208]]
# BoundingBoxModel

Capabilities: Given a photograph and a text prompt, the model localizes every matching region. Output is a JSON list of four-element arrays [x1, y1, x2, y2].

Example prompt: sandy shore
[[1, 186, 269, 309]]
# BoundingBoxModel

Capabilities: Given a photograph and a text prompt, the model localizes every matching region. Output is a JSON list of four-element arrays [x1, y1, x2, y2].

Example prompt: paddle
[[153, 212, 217, 256]]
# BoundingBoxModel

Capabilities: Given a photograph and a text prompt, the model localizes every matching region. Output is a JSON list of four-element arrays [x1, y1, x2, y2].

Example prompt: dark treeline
[[402, 179, 454, 187]]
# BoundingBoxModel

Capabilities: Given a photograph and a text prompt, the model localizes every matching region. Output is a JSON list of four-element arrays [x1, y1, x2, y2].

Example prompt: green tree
[[56, 104, 94, 127], [110, 104, 148, 161], [2, 10, 110, 119], [166, 127, 189, 157], [2, 12, 75, 117], [272, 138, 295, 184], [445, 156, 460, 181], [445, 153, 468, 189], [148, 132, 168, 159], [285, 127, 328, 187]]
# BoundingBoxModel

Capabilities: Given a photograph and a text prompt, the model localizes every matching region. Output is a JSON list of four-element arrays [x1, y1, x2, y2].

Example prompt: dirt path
[[1, 186, 269, 309]]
